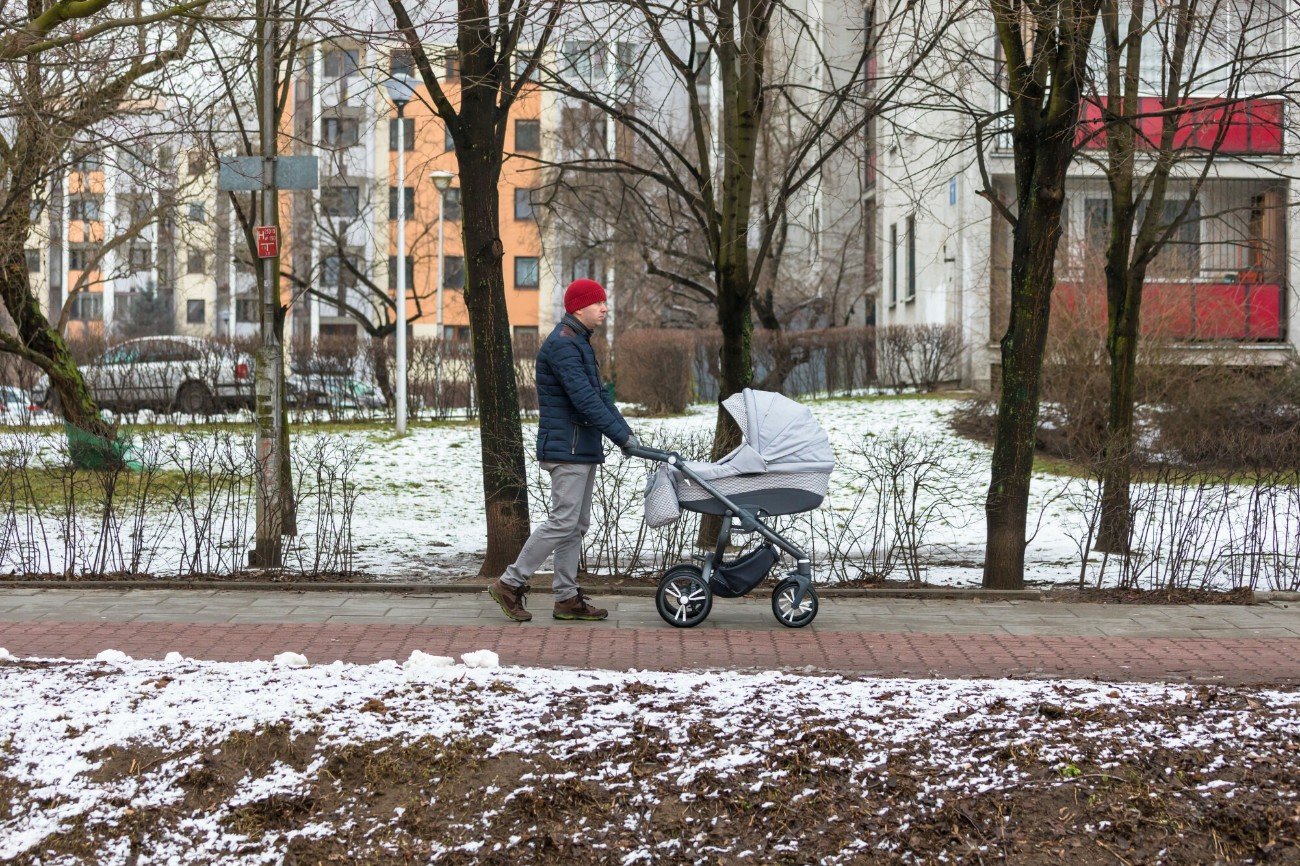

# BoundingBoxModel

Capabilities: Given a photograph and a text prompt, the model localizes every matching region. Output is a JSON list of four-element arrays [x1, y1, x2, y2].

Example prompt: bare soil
[[8, 680, 1298, 864]]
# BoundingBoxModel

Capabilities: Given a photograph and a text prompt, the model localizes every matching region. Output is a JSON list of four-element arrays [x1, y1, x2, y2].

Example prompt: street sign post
[[218, 155, 319, 191]]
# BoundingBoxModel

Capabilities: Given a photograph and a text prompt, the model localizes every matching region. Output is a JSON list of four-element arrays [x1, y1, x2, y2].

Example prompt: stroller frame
[[626, 444, 818, 628]]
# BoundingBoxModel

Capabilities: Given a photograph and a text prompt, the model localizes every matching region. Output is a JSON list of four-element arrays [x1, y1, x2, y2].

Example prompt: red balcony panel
[[1145, 283, 1196, 338], [1076, 97, 1283, 155], [1194, 284, 1249, 339], [1053, 281, 1283, 341], [1247, 283, 1283, 340]]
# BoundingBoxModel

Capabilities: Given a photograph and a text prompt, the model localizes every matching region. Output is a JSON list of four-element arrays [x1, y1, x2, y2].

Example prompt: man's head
[[564, 278, 608, 329]]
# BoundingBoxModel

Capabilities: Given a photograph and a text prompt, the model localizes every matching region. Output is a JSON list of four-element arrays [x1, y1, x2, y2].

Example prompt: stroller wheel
[[772, 579, 818, 628], [656, 565, 712, 628]]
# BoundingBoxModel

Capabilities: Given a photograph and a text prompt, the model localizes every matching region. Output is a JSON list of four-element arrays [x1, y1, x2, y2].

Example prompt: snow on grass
[[0, 653, 1297, 864], [3, 395, 1296, 587]]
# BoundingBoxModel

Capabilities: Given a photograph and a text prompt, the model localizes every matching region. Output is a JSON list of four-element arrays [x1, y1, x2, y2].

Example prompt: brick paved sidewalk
[[2, 587, 1298, 685]]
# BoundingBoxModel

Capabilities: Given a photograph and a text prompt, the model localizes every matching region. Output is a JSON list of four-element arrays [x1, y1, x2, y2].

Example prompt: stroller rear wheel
[[772, 578, 818, 628], [656, 565, 712, 628]]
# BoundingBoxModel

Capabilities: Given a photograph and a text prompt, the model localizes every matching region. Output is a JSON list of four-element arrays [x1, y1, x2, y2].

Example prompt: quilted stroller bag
[[643, 465, 682, 528]]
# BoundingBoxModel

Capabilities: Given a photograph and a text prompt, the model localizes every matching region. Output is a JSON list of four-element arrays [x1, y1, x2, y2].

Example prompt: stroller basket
[[711, 544, 779, 598]]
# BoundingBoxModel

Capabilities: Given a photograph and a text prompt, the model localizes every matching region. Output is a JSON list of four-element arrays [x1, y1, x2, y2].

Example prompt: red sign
[[256, 225, 279, 259]]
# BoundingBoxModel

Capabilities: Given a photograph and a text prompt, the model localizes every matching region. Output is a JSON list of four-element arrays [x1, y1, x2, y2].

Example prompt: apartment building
[[873, 3, 1300, 389], [24, 42, 548, 351]]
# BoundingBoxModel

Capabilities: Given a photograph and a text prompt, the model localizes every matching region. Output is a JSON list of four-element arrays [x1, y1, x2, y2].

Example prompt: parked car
[[320, 376, 387, 411], [76, 336, 254, 414], [0, 386, 50, 424]]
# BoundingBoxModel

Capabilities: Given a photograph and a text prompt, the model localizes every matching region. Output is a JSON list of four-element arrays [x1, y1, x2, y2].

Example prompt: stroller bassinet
[[643, 389, 835, 527], [628, 389, 835, 628]]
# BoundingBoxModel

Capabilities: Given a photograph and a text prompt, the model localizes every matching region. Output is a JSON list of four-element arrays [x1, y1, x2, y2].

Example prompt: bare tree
[[0, 0, 206, 459], [386, 0, 565, 575], [1084, 0, 1297, 552], [976, 0, 1104, 589], [538, 0, 966, 459]]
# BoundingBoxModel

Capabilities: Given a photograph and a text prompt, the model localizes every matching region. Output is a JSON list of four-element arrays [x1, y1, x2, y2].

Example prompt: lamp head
[[385, 74, 417, 110], [430, 170, 455, 191]]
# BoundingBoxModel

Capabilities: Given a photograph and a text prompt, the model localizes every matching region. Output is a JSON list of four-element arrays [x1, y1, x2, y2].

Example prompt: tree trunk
[[458, 111, 531, 577], [0, 191, 117, 460], [1096, 266, 1143, 553], [983, 241, 1056, 588]]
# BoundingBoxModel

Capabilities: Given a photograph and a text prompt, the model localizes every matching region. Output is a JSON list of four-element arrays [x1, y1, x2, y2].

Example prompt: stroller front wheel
[[656, 565, 712, 628], [772, 579, 818, 628]]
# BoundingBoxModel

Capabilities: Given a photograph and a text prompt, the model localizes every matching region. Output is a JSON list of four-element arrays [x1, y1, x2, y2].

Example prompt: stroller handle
[[623, 444, 679, 463]]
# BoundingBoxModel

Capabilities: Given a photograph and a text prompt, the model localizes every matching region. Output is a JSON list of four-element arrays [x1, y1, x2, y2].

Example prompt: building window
[[562, 40, 602, 80], [692, 43, 711, 113], [889, 222, 898, 305], [236, 298, 258, 323], [444, 325, 471, 341], [186, 299, 206, 323], [444, 255, 464, 289], [71, 150, 102, 174], [322, 253, 360, 288], [515, 119, 541, 152], [389, 117, 415, 151], [1148, 199, 1201, 278], [187, 201, 206, 223], [443, 50, 459, 81], [387, 255, 415, 290], [70, 292, 103, 321], [444, 122, 456, 152], [129, 245, 151, 271], [571, 257, 594, 281], [390, 48, 414, 77], [513, 325, 540, 340], [68, 195, 102, 221], [187, 247, 206, 274], [321, 186, 361, 217], [442, 187, 462, 221], [24, 249, 40, 273], [389, 186, 416, 220], [187, 151, 206, 177], [322, 47, 359, 79], [321, 116, 360, 147], [514, 256, 539, 288], [905, 215, 916, 301], [514, 188, 536, 221], [614, 41, 638, 88], [68, 244, 98, 272]]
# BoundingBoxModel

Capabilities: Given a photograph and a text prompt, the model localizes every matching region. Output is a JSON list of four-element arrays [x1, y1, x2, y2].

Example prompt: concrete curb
[[3, 579, 1291, 603], [0, 578, 1040, 601]]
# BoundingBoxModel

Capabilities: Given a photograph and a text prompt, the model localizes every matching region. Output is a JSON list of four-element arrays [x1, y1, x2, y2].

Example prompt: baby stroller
[[624, 389, 835, 629]]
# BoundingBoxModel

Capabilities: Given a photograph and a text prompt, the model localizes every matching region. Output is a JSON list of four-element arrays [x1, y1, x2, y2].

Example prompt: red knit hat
[[564, 278, 607, 314]]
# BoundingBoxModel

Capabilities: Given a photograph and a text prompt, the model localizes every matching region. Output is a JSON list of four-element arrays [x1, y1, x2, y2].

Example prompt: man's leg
[[550, 462, 598, 601], [489, 463, 588, 621], [551, 464, 607, 621]]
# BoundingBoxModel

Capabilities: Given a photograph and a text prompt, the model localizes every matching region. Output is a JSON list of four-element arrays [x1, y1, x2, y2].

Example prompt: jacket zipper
[[570, 426, 578, 455]]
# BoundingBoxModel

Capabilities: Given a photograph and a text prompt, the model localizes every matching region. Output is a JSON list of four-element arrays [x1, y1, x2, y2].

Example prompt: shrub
[[614, 329, 696, 414]]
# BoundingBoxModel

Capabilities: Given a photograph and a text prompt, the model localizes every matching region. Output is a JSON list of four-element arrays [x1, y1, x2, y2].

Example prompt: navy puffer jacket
[[535, 314, 632, 464]]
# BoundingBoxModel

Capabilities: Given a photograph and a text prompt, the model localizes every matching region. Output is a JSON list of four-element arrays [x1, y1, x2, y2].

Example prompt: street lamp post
[[386, 74, 417, 435], [429, 169, 454, 411]]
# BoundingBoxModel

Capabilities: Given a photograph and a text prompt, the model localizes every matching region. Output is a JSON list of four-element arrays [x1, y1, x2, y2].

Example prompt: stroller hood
[[717, 389, 836, 474]]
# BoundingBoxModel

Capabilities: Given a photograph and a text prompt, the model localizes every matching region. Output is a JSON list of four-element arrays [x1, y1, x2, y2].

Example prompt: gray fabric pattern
[[675, 470, 831, 503], [501, 462, 598, 600]]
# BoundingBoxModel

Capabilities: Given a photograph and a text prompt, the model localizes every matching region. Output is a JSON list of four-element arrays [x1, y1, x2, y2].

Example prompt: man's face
[[573, 300, 608, 329]]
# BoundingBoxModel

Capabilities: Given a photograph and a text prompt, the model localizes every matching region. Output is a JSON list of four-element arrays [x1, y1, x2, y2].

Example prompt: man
[[488, 278, 637, 622]]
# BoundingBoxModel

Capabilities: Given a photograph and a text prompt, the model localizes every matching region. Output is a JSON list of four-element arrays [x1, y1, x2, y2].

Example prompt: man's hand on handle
[[620, 433, 639, 456]]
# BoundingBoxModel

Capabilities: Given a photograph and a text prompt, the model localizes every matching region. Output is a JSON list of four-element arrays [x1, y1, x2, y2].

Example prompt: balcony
[[1055, 279, 1285, 341], [1075, 97, 1284, 155]]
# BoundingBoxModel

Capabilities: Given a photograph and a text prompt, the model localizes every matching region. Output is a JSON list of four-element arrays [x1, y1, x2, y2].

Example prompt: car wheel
[[176, 381, 215, 415]]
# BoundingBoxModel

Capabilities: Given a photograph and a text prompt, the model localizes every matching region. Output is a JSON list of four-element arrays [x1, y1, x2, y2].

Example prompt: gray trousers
[[500, 462, 598, 601]]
